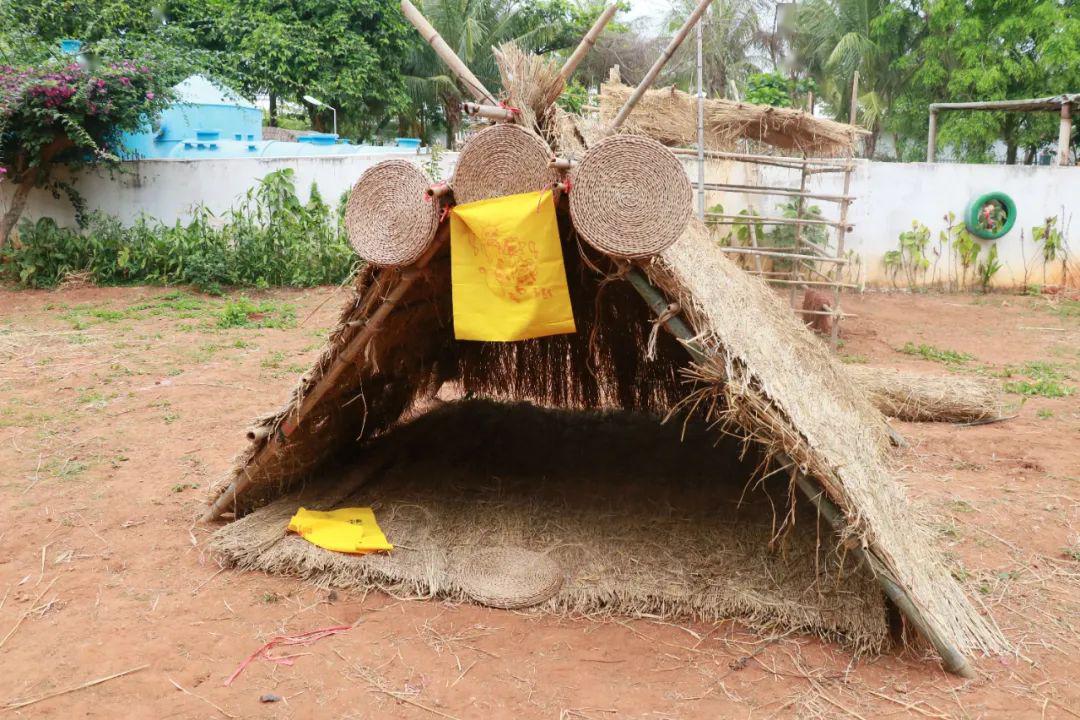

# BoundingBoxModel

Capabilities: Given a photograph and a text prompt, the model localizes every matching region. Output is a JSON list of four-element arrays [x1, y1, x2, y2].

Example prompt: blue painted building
[[120, 75, 410, 159]]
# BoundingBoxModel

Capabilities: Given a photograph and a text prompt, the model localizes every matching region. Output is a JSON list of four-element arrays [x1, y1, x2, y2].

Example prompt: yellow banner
[[451, 189, 576, 342]]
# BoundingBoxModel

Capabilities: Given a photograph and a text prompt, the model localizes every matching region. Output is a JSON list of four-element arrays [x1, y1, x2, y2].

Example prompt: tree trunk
[[1006, 141, 1018, 165], [0, 138, 70, 250], [1024, 146, 1037, 165], [0, 179, 34, 250], [269, 93, 278, 127]]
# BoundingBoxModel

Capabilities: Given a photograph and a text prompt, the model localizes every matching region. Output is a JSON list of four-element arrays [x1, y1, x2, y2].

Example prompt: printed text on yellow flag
[[450, 189, 576, 341]]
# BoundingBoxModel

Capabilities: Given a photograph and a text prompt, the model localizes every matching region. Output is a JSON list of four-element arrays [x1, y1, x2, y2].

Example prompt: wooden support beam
[[707, 213, 851, 229], [1058, 101, 1073, 166], [559, 3, 619, 81], [623, 265, 975, 679], [462, 102, 516, 122], [400, 0, 496, 105], [927, 110, 939, 163], [670, 148, 853, 170], [700, 182, 853, 203], [714, 247, 847, 264], [606, 0, 714, 133], [201, 224, 451, 522]]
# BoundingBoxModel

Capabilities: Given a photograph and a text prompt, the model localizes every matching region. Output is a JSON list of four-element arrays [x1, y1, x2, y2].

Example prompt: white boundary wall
[[4, 154, 1077, 287], [686, 157, 1079, 287]]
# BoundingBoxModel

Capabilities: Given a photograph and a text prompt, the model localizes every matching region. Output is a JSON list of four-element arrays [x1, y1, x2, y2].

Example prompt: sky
[[624, 0, 671, 30]]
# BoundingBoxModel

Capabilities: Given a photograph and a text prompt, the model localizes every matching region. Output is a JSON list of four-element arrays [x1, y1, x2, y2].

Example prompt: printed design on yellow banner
[[451, 189, 577, 342], [468, 219, 540, 303], [286, 507, 393, 555]]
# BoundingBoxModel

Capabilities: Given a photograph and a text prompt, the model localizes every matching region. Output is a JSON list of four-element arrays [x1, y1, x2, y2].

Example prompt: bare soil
[[0, 285, 1077, 719]]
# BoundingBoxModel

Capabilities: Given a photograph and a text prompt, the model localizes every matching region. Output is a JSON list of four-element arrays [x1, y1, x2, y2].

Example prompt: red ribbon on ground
[[225, 624, 352, 686]]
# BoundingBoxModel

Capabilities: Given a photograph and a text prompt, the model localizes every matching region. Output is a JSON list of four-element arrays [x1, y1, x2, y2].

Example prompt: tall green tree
[[209, 0, 413, 139], [888, 0, 1080, 163]]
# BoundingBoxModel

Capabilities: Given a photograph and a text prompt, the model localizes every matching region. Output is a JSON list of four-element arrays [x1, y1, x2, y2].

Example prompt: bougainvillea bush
[[0, 57, 174, 246]]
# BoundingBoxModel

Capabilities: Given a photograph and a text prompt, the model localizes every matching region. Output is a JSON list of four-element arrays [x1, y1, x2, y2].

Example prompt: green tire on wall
[[965, 191, 1017, 240]]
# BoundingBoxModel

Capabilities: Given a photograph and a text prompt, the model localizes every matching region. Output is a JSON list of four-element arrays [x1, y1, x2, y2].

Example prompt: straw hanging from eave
[[400, 0, 496, 105], [605, 0, 714, 134], [559, 3, 620, 81]]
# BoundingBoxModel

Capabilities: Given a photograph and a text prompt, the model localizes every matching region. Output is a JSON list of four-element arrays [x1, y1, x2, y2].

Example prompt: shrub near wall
[[1, 169, 358, 291]]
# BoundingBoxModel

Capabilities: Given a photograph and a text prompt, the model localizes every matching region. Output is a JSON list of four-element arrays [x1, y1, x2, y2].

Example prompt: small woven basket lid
[[451, 124, 559, 205], [569, 134, 692, 258], [453, 546, 563, 610], [344, 160, 440, 267]]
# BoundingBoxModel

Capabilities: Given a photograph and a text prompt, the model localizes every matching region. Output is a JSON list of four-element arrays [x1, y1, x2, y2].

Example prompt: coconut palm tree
[[661, 0, 769, 99], [792, 0, 914, 155]]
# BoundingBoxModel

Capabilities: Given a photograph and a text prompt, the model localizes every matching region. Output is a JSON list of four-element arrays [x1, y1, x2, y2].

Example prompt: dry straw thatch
[[207, 214, 1008, 660], [847, 365, 1005, 423], [205, 20, 1008, 670], [596, 76, 867, 157]]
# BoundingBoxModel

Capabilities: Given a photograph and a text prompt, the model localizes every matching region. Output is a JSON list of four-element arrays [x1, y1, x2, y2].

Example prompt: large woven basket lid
[[344, 159, 440, 267], [451, 124, 559, 205], [569, 134, 692, 258], [453, 546, 563, 610]]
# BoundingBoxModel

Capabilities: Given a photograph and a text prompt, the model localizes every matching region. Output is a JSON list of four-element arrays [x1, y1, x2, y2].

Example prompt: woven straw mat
[[569, 134, 692, 258], [344, 159, 440, 266], [451, 123, 559, 205], [452, 546, 563, 610]]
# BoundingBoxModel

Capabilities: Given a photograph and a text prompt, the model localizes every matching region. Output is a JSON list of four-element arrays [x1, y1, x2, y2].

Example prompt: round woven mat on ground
[[451, 124, 559, 205], [344, 160, 440, 266], [569, 134, 692, 258], [453, 546, 563, 610]]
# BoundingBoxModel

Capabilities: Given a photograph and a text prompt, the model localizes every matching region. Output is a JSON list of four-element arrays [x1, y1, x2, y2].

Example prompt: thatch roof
[[595, 76, 868, 157], [205, 212, 1006, 661]]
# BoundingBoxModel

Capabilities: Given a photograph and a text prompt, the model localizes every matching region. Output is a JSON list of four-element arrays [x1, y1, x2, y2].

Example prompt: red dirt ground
[[0, 285, 1077, 719]]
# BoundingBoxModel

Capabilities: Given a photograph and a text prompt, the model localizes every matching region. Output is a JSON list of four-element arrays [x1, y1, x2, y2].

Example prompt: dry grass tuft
[[846, 366, 1005, 423], [597, 77, 865, 157]]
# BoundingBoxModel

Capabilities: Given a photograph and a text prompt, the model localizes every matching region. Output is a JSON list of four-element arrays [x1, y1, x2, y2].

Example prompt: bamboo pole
[[462, 102, 516, 122], [927, 110, 939, 163], [706, 213, 850, 229], [789, 156, 809, 308], [670, 148, 853, 169], [1057, 101, 1073, 166], [699, 182, 853, 203], [550, 158, 576, 170], [559, 3, 619, 81], [606, 0, 714, 133], [829, 162, 854, 349], [400, 0, 496, 105], [202, 225, 451, 522], [623, 266, 975, 680], [425, 182, 451, 198], [715, 247, 847, 264]]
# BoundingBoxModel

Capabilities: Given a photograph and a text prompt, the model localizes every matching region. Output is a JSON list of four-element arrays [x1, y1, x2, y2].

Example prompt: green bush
[[1, 169, 358, 291]]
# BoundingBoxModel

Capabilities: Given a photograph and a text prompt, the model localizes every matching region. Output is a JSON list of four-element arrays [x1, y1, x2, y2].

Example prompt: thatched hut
[[203, 0, 1006, 679]]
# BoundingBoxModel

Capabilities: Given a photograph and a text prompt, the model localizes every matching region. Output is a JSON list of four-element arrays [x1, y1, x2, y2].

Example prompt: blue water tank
[[120, 75, 262, 159]]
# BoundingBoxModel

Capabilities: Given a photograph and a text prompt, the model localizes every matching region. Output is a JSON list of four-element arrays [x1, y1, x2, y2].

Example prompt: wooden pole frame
[[624, 266, 975, 679], [400, 0, 496, 105], [202, 225, 451, 522], [559, 3, 619, 81], [606, 0, 714, 133]]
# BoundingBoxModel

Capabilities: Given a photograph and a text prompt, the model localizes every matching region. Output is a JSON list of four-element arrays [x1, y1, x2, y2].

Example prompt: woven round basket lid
[[453, 546, 563, 610], [569, 134, 692, 258], [344, 159, 440, 267], [451, 124, 559, 205]]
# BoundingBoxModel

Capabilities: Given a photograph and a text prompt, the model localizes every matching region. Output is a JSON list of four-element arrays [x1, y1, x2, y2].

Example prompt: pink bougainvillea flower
[[145, 91, 155, 100]]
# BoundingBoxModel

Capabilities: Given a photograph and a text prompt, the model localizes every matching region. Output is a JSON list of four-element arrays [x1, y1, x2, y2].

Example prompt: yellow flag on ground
[[286, 507, 393, 555], [451, 189, 576, 341]]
